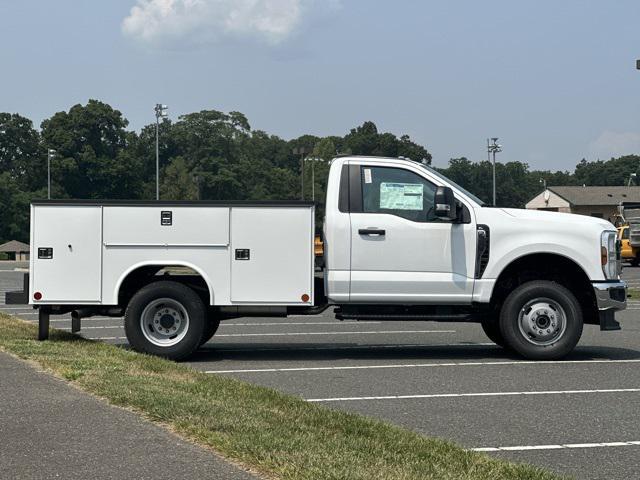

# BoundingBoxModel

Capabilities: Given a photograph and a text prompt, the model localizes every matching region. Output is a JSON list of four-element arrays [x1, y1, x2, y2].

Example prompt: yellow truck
[[618, 225, 639, 265]]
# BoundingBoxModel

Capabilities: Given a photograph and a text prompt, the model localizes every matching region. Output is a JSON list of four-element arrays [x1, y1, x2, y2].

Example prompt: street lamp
[[487, 137, 502, 206], [47, 149, 56, 200], [154, 104, 168, 200], [292, 146, 310, 200], [628, 173, 637, 187], [539, 178, 547, 190]]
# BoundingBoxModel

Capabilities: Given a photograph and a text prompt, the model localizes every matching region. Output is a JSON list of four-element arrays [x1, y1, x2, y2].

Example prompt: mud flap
[[599, 310, 621, 331]]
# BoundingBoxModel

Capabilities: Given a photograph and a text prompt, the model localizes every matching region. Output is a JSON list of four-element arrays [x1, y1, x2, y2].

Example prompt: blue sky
[[1, 0, 639, 170]]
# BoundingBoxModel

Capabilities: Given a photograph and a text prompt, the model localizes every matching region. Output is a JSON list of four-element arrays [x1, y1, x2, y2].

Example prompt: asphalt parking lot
[[2, 262, 640, 479]]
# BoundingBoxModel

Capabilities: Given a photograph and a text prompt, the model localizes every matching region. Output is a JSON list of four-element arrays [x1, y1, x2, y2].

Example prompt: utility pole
[[154, 104, 168, 200], [47, 149, 56, 200], [292, 147, 308, 200], [487, 137, 502, 206]]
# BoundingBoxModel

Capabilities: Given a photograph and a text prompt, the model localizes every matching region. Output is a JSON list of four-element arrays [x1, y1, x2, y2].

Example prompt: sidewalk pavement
[[0, 352, 257, 480]]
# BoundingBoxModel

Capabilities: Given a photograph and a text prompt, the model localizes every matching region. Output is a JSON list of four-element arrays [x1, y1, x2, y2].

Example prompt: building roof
[[547, 186, 640, 206], [0, 240, 30, 253]]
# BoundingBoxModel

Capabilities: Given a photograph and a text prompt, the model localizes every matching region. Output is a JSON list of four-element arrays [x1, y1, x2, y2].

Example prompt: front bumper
[[592, 281, 627, 331], [592, 281, 627, 311]]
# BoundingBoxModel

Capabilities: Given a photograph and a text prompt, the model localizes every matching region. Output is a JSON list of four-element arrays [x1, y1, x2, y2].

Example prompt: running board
[[336, 313, 473, 321]]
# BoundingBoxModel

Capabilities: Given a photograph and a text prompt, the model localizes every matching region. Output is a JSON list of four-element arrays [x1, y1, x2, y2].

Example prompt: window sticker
[[364, 168, 372, 184], [380, 182, 423, 210]]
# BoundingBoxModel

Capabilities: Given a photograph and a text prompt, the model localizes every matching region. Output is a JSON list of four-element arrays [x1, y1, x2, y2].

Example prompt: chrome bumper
[[592, 281, 627, 311]]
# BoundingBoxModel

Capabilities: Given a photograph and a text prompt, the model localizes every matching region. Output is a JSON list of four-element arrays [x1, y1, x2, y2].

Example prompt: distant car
[[617, 225, 639, 266]]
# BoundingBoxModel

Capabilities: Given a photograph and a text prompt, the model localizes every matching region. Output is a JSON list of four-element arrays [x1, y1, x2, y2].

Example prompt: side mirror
[[434, 186, 458, 221]]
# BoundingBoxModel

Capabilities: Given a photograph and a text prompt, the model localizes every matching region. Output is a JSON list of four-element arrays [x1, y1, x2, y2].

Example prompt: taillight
[[33, 291, 42, 300]]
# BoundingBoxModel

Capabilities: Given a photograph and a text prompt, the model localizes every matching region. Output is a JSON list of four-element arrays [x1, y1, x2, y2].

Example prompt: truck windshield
[[418, 164, 486, 206]]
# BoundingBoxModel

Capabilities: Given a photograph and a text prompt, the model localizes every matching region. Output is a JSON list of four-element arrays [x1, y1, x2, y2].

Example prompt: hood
[[485, 207, 615, 231]]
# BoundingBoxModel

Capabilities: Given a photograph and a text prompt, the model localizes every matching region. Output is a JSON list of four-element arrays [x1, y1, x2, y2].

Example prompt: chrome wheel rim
[[518, 297, 567, 346], [140, 298, 190, 347]]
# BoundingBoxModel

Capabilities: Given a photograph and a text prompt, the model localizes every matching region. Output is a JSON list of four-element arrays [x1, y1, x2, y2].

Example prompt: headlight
[[601, 231, 618, 279]]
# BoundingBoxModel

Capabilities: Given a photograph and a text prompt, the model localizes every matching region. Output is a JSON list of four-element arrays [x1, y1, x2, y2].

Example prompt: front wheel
[[499, 280, 583, 360], [124, 281, 206, 360], [480, 316, 506, 347]]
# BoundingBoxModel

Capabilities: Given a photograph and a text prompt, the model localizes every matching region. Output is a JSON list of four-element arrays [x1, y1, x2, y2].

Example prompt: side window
[[361, 166, 437, 222]]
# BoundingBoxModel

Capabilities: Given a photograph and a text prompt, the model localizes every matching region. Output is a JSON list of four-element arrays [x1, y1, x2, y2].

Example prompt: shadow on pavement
[[188, 343, 640, 364]]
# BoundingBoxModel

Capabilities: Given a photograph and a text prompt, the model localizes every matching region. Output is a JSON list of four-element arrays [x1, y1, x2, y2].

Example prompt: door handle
[[358, 228, 386, 236]]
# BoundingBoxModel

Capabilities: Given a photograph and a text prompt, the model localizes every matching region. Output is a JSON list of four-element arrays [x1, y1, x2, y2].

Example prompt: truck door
[[348, 162, 476, 303]]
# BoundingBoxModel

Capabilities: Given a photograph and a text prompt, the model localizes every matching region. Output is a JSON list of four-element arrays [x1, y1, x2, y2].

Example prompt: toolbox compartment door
[[230, 207, 313, 304], [31, 206, 103, 303]]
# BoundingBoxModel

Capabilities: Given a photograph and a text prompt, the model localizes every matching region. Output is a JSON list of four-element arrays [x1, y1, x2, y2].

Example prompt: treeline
[[1, 99, 639, 243]]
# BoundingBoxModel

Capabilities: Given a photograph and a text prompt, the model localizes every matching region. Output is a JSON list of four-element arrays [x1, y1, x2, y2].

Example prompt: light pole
[[47, 149, 56, 200], [487, 137, 502, 206], [292, 147, 309, 200], [305, 157, 325, 201], [628, 173, 637, 187], [154, 104, 168, 200]]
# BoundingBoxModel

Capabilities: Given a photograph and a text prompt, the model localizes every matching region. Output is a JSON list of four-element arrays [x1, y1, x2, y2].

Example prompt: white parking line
[[87, 330, 456, 340], [306, 388, 640, 402], [472, 441, 640, 452], [205, 358, 640, 374]]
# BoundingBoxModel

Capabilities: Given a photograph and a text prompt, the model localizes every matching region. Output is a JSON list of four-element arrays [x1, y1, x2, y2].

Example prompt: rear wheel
[[199, 316, 220, 347], [499, 280, 583, 360], [124, 281, 206, 360]]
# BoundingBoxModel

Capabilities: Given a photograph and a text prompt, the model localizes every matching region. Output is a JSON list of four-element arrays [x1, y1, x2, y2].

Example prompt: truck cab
[[323, 156, 626, 359]]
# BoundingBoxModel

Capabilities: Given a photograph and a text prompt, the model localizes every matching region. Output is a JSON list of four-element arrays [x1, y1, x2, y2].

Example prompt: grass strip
[[626, 288, 640, 299], [0, 314, 565, 480]]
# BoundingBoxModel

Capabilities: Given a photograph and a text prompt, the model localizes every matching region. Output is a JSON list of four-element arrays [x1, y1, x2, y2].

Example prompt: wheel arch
[[490, 252, 598, 324], [114, 261, 215, 308]]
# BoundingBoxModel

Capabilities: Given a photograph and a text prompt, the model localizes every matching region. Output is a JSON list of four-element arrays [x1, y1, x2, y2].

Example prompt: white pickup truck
[[6, 156, 627, 360]]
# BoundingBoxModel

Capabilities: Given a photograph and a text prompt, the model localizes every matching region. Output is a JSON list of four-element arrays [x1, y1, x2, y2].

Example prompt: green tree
[[343, 121, 431, 163], [40, 100, 143, 199], [574, 155, 640, 186], [0, 113, 45, 191], [161, 156, 199, 200]]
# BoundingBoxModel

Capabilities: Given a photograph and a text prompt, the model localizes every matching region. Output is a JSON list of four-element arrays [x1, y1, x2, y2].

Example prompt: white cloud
[[588, 131, 640, 160], [122, 0, 337, 46]]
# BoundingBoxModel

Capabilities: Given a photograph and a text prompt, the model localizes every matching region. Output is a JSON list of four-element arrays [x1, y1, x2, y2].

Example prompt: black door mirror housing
[[434, 186, 458, 221]]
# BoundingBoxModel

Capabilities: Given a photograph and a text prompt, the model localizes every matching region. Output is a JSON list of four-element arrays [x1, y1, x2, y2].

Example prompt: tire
[[124, 281, 206, 360], [480, 317, 506, 347], [499, 280, 583, 360], [199, 316, 220, 347]]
